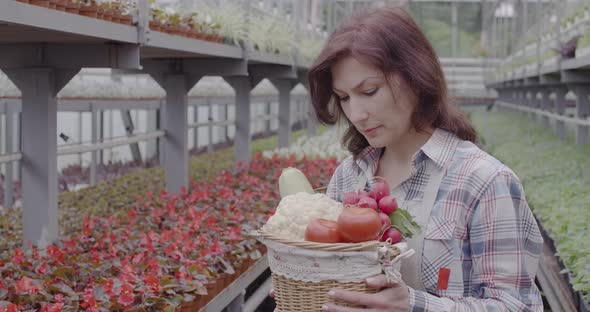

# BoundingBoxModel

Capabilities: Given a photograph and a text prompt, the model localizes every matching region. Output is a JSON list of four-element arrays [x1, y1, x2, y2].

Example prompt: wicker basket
[[250, 230, 401, 311]]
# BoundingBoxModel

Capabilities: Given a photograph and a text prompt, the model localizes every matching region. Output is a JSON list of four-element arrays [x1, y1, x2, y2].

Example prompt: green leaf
[[390, 209, 421, 238]]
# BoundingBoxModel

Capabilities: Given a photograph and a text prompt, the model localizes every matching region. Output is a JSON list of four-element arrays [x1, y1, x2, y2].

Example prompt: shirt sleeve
[[326, 162, 344, 202], [408, 170, 545, 312]]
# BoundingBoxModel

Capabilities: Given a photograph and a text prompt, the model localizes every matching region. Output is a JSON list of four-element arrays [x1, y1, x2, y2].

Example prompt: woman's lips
[[363, 126, 380, 136]]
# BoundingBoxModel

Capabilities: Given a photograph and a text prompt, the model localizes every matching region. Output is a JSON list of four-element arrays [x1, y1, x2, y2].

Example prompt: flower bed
[[471, 110, 590, 306], [262, 126, 350, 161], [17, 0, 135, 26], [0, 153, 338, 310]]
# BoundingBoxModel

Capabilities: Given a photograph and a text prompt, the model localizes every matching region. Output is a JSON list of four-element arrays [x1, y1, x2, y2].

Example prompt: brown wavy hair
[[308, 6, 477, 157]]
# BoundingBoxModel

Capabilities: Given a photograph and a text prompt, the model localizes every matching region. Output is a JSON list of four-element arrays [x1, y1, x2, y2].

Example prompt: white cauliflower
[[262, 192, 343, 240]]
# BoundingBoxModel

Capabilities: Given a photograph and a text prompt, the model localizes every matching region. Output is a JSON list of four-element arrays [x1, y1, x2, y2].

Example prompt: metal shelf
[[200, 256, 269, 312], [562, 53, 590, 71], [0, 1, 138, 44], [248, 50, 294, 66], [143, 32, 243, 59]]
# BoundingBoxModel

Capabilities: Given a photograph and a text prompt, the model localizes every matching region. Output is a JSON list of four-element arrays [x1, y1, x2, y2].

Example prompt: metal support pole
[[99, 110, 104, 165], [218, 102, 228, 143], [90, 104, 98, 185], [231, 77, 252, 167], [207, 99, 214, 153], [193, 103, 199, 150], [162, 74, 192, 193], [225, 291, 246, 312], [145, 108, 159, 161], [540, 90, 551, 128], [271, 79, 297, 149], [4, 67, 79, 247], [569, 85, 590, 145], [529, 89, 537, 122], [120, 109, 142, 162], [555, 87, 567, 140], [265, 100, 272, 136], [78, 111, 83, 166], [224, 76, 262, 169], [158, 101, 165, 167], [4, 104, 15, 208]]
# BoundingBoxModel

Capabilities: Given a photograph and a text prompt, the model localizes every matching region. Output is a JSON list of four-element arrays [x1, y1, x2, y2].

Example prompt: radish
[[379, 212, 392, 228], [343, 192, 361, 205], [369, 178, 390, 203], [357, 197, 378, 211], [380, 227, 403, 244], [378, 195, 398, 215]]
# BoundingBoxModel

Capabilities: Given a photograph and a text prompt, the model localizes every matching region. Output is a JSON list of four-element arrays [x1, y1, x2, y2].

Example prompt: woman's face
[[331, 56, 416, 149]]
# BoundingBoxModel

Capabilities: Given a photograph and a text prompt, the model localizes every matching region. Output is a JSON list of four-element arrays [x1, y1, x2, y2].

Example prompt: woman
[[307, 6, 544, 312]]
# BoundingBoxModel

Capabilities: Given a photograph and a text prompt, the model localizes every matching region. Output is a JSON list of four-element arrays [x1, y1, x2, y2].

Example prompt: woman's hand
[[322, 274, 410, 312]]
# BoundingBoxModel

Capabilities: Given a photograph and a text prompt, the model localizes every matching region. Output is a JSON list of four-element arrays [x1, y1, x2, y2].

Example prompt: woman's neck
[[381, 127, 435, 165]]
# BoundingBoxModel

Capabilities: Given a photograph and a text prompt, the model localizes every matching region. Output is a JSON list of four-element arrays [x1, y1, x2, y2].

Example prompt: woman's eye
[[338, 95, 349, 102], [363, 88, 378, 96]]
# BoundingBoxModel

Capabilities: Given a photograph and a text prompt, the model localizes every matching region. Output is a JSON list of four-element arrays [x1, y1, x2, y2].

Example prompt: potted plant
[[79, 0, 99, 18], [55, 0, 66, 11], [65, 0, 81, 14], [150, 6, 167, 32], [30, 0, 50, 7]]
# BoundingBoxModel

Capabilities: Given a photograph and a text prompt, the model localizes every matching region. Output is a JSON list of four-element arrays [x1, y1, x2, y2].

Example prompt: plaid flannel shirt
[[327, 128, 544, 311]]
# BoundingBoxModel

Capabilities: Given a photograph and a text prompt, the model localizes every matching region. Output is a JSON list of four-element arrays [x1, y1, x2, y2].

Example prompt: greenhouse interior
[[0, 0, 589, 311]]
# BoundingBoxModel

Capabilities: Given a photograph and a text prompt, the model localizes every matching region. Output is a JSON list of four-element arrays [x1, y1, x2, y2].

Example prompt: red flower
[[11, 248, 25, 265], [47, 245, 65, 264], [64, 239, 76, 253], [228, 226, 243, 241], [117, 282, 135, 307], [102, 278, 116, 297], [15, 277, 41, 295], [83, 215, 94, 236], [143, 274, 161, 293], [35, 261, 48, 274], [80, 297, 99, 312], [127, 209, 137, 224], [40, 302, 64, 312], [80, 285, 100, 312], [2, 303, 19, 312]]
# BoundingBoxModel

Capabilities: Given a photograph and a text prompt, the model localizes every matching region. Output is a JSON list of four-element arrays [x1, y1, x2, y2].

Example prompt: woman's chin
[[365, 137, 386, 148]]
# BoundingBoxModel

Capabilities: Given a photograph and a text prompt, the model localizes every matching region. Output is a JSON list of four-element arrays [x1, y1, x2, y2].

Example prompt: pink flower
[[117, 282, 135, 307], [11, 248, 25, 265], [143, 274, 161, 293], [15, 277, 41, 295], [35, 261, 48, 274], [2, 303, 19, 312]]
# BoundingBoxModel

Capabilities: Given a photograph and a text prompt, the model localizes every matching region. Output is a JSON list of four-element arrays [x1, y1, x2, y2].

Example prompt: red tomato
[[336, 206, 382, 243], [305, 219, 342, 243]]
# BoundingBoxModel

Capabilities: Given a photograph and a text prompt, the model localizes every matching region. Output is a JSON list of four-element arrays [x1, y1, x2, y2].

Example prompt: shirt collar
[[416, 128, 458, 169], [353, 128, 459, 176]]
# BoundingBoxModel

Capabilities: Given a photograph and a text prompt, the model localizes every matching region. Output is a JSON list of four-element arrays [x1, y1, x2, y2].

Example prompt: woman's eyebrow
[[333, 76, 381, 93]]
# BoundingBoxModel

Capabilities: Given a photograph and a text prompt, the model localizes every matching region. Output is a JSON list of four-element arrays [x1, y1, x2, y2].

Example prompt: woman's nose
[[347, 98, 369, 123]]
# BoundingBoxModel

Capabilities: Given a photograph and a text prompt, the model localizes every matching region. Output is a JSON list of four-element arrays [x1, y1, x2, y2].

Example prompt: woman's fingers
[[327, 289, 380, 308], [269, 288, 275, 298], [366, 274, 402, 289]]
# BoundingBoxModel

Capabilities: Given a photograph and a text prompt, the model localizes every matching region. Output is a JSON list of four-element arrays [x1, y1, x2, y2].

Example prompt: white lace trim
[[261, 239, 409, 283]]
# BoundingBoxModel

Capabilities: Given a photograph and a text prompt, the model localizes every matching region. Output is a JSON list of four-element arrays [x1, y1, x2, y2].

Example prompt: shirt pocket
[[421, 216, 460, 293]]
